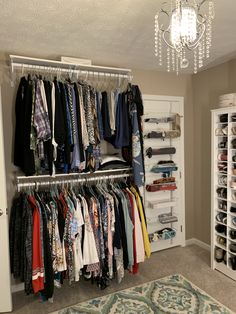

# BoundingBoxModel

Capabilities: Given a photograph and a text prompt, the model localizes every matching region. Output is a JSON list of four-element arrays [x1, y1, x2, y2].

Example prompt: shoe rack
[[211, 108, 236, 281], [142, 95, 185, 253]]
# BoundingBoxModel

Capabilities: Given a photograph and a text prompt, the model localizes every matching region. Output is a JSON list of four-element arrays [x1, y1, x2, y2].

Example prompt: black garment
[[54, 80, 66, 146], [55, 196, 65, 243], [14, 77, 35, 175], [36, 196, 54, 299], [22, 196, 33, 294], [101, 91, 112, 140], [111, 93, 130, 148], [9, 195, 23, 278], [74, 83, 84, 163], [113, 197, 122, 250], [116, 194, 128, 269], [43, 80, 53, 175], [59, 82, 72, 168], [9, 193, 33, 294]]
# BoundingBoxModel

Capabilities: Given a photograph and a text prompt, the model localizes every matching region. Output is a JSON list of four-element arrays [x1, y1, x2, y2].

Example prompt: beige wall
[[133, 69, 195, 240]]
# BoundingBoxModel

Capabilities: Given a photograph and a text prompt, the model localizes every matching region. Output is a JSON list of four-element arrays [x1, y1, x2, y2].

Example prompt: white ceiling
[[0, 0, 236, 73]]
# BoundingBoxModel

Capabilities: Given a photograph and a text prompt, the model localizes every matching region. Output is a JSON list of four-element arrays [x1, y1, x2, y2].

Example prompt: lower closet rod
[[16, 173, 132, 191]]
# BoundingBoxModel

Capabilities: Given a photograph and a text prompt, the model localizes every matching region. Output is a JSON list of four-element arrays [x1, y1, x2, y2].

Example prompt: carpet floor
[[51, 274, 232, 314], [11, 245, 236, 314]]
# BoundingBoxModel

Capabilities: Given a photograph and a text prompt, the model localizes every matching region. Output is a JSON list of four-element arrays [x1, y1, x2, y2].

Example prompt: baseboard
[[185, 238, 211, 251], [11, 283, 24, 293]]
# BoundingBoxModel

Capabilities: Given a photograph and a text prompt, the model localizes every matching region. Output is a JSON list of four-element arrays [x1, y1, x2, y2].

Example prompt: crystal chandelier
[[154, 0, 215, 74]]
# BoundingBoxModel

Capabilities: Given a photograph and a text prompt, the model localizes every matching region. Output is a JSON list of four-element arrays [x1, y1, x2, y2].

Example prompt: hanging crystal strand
[[202, 34, 206, 60], [179, 49, 183, 68], [172, 49, 175, 72], [167, 47, 170, 72], [154, 14, 159, 57], [158, 31, 162, 66], [194, 49, 198, 74], [208, 1, 214, 50], [206, 2, 212, 59], [198, 43, 203, 68], [176, 54, 179, 75]]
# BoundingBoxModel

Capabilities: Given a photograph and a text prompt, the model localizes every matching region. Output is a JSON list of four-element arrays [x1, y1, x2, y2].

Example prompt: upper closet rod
[[10, 55, 132, 79]]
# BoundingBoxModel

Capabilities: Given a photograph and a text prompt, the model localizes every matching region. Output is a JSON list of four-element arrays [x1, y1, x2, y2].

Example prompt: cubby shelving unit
[[211, 107, 236, 281]]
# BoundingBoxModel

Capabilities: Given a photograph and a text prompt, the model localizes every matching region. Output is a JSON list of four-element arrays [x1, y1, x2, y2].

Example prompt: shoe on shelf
[[224, 251, 227, 264], [232, 217, 236, 227], [215, 224, 227, 235], [229, 243, 236, 253], [216, 213, 227, 223], [216, 235, 226, 246], [215, 247, 224, 262], [230, 256, 236, 270], [229, 230, 236, 239], [230, 206, 236, 213], [219, 200, 227, 211]]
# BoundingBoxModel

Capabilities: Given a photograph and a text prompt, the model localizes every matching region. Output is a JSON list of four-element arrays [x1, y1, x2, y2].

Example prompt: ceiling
[[0, 0, 236, 73]]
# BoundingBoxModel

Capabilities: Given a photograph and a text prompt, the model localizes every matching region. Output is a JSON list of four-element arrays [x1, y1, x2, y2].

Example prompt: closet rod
[[17, 173, 132, 191], [10, 55, 132, 78], [16, 168, 132, 190]]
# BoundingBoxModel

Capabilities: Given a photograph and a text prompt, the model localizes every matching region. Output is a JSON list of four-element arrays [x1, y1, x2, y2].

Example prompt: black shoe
[[230, 256, 236, 270], [215, 247, 224, 262], [215, 224, 227, 235]]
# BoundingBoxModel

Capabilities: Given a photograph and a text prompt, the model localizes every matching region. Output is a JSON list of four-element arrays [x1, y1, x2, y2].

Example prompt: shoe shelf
[[215, 231, 227, 238], [216, 242, 227, 251], [215, 220, 227, 227], [212, 108, 236, 280], [142, 96, 185, 253]]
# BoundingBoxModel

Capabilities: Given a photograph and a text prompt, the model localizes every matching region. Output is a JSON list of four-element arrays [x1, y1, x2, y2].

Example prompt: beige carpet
[[11, 245, 236, 314]]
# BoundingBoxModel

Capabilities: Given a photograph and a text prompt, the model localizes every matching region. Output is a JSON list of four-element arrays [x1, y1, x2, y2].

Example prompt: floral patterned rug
[[52, 274, 233, 314]]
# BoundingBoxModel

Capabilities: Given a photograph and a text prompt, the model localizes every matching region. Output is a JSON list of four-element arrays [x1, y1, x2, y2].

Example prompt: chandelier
[[154, 0, 215, 74]]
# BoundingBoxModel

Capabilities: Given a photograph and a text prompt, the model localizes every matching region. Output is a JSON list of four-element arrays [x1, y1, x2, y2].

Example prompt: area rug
[[52, 274, 233, 314]]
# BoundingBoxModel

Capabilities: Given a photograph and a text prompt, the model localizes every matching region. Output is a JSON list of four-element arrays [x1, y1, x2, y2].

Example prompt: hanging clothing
[[9, 181, 149, 299], [13, 76, 145, 188]]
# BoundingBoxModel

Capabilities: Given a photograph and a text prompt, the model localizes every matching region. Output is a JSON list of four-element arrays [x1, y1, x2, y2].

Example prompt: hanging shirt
[[71, 85, 80, 170], [130, 186, 151, 258], [73, 197, 84, 281], [29, 196, 45, 294], [81, 196, 99, 265]]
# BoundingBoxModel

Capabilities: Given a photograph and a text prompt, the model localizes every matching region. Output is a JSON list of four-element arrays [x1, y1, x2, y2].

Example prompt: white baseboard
[[185, 238, 211, 251], [11, 283, 24, 293]]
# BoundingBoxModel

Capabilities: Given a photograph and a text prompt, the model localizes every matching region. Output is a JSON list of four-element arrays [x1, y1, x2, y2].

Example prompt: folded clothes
[[146, 131, 163, 139], [146, 182, 177, 192], [151, 165, 178, 173], [149, 227, 176, 242], [147, 130, 180, 139], [144, 117, 174, 123], [153, 177, 175, 184], [158, 213, 178, 224]]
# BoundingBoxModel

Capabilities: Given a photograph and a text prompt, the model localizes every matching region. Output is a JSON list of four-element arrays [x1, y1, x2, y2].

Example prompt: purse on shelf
[[158, 213, 178, 224], [146, 147, 176, 158], [149, 227, 176, 242]]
